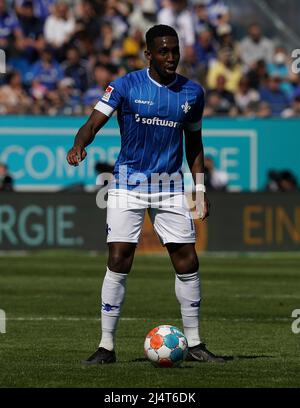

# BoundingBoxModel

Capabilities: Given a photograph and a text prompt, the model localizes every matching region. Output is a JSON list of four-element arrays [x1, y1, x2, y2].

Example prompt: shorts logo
[[102, 86, 114, 102], [106, 224, 111, 235]]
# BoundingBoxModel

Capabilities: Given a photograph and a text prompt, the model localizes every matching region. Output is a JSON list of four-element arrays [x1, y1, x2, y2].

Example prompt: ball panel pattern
[[159, 358, 173, 368], [146, 327, 159, 338], [164, 333, 179, 349], [150, 334, 164, 349]]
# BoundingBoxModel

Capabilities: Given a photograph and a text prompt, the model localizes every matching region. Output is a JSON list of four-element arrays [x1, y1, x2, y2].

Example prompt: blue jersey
[[95, 69, 205, 192]]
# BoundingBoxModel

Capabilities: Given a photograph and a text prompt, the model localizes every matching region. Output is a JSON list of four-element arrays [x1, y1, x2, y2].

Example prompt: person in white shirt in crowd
[[128, 0, 157, 34], [158, 0, 195, 60], [239, 23, 275, 69], [44, 0, 75, 50]]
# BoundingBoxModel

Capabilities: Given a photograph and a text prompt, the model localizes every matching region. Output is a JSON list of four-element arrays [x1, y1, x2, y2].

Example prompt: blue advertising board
[[0, 116, 299, 191]]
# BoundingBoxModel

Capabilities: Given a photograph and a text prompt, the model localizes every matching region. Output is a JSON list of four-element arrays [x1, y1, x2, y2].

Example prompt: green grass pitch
[[0, 251, 299, 388]]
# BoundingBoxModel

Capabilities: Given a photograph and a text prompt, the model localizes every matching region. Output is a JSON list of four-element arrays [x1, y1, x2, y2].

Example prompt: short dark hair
[[146, 25, 178, 49]]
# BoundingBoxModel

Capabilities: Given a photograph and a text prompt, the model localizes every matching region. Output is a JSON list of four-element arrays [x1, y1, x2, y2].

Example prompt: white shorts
[[106, 189, 196, 245]]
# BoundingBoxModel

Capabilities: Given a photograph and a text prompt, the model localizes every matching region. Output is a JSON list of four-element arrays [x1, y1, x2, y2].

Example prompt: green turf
[[0, 251, 299, 388]]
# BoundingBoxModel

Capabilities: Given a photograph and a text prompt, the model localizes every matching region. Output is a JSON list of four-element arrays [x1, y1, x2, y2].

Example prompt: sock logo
[[102, 303, 119, 312], [190, 301, 200, 307]]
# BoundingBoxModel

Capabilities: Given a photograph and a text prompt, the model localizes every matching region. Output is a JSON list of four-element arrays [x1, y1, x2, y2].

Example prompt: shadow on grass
[[132, 355, 274, 363]]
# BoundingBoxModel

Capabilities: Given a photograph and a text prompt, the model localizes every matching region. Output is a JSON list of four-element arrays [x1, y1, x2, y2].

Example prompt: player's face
[[147, 36, 180, 78]]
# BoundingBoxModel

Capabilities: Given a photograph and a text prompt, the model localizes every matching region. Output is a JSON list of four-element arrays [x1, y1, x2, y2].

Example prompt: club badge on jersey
[[102, 86, 114, 102]]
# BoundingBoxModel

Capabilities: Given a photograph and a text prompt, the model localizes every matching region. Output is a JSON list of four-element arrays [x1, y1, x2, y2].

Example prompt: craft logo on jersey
[[181, 101, 191, 114], [135, 99, 154, 106], [102, 86, 114, 102]]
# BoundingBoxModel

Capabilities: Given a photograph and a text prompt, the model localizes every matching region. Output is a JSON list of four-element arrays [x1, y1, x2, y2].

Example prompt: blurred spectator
[[278, 171, 298, 192], [243, 100, 271, 118], [44, 1, 75, 52], [0, 70, 31, 113], [193, 1, 214, 34], [216, 23, 239, 60], [281, 95, 300, 118], [158, 0, 195, 59], [206, 74, 236, 115], [256, 101, 272, 118], [47, 77, 82, 115], [204, 156, 228, 191], [102, 0, 130, 42], [74, 0, 101, 42], [239, 23, 275, 68], [267, 46, 293, 96], [266, 170, 298, 192], [0, 0, 23, 56], [265, 170, 281, 192], [235, 77, 260, 114], [207, 47, 242, 93], [194, 26, 217, 72], [192, 0, 229, 28], [15, 0, 56, 22], [26, 46, 64, 92], [0, 163, 14, 191], [122, 27, 145, 61], [247, 59, 269, 90], [16, 0, 45, 63], [83, 63, 112, 113], [62, 46, 89, 92], [128, 0, 157, 34], [260, 74, 289, 116]]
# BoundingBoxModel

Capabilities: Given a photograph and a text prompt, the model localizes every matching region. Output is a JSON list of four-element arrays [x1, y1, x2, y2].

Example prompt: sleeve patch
[[102, 86, 114, 102]]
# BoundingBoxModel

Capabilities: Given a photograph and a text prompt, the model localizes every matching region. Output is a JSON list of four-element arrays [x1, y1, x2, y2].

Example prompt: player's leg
[[151, 205, 224, 362], [84, 193, 145, 364], [166, 242, 202, 348], [166, 242, 224, 362], [99, 242, 136, 351]]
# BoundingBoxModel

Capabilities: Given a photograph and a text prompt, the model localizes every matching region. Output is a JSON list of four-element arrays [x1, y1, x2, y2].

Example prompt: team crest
[[102, 86, 114, 102], [181, 101, 191, 114]]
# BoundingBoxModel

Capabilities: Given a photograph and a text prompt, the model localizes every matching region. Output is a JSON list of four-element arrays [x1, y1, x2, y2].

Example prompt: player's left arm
[[185, 128, 210, 221]]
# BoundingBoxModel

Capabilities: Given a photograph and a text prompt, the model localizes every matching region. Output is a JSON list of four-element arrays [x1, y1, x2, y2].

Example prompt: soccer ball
[[144, 325, 188, 367]]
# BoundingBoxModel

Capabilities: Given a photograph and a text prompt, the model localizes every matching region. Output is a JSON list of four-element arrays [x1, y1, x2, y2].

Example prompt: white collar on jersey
[[147, 69, 178, 88]]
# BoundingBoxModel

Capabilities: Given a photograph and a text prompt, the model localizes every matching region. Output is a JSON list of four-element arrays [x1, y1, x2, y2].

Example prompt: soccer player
[[67, 25, 224, 364]]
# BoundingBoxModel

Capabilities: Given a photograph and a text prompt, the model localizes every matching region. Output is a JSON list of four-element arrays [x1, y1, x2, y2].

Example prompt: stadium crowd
[[0, 0, 300, 117]]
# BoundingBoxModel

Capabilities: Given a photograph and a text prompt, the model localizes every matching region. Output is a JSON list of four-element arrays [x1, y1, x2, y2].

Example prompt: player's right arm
[[67, 76, 125, 167], [67, 110, 109, 167]]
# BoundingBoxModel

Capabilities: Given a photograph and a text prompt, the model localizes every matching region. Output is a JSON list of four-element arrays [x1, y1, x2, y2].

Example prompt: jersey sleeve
[[94, 76, 126, 117], [184, 87, 205, 132]]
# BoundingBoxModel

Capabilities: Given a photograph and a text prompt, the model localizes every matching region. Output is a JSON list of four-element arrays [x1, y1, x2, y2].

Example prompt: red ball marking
[[159, 359, 173, 368], [147, 327, 159, 338], [150, 334, 164, 349]]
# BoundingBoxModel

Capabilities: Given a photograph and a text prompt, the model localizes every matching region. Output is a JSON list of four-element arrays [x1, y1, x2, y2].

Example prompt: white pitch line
[[5, 317, 291, 322]]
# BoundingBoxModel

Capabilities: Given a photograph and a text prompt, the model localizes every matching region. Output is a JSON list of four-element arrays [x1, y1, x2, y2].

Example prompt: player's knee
[[108, 248, 134, 274], [174, 255, 199, 275]]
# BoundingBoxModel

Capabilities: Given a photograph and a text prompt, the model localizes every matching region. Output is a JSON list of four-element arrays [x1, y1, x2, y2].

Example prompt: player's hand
[[196, 193, 210, 221], [66, 145, 87, 166]]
